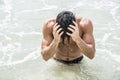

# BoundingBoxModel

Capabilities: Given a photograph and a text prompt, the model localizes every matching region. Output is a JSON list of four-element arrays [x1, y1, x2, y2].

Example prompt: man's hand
[[53, 23, 63, 43], [66, 21, 80, 42]]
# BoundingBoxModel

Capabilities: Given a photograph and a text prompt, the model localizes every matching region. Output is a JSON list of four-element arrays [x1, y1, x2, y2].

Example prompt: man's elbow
[[89, 54, 95, 59], [42, 56, 49, 61], [88, 49, 95, 59], [89, 50, 96, 59], [41, 51, 49, 61]]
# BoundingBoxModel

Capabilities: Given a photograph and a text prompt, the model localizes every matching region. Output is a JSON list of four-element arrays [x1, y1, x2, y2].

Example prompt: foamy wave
[[109, 54, 120, 63], [110, 6, 120, 25], [0, 48, 40, 66], [90, 0, 119, 10], [9, 31, 41, 37], [101, 33, 111, 43], [15, 5, 58, 14], [14, 0, 58, 14], [1, 0, 12, 13]]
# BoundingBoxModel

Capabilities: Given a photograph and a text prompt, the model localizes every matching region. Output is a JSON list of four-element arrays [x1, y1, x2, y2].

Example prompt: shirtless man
[[41, 11, 96, 64]]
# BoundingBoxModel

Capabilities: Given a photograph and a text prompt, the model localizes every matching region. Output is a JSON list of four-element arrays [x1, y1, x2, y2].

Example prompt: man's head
[[56, 11, 76, 44]]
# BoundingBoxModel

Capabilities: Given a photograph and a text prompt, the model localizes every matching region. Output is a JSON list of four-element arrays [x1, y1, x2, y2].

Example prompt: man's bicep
[[41, 38, 48, 49], [82, 33, 95, 48], [82, 19, 95, 47], [41, 35, 53, 49], [41, 21, 53, 48]]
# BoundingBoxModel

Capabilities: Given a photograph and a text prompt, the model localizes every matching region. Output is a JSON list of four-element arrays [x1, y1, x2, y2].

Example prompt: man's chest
[[58, 38, 80, 53]]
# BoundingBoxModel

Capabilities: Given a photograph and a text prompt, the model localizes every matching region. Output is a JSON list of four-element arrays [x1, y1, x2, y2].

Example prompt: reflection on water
[[0, 0, 120, 80], [41, 59, 98, 80]]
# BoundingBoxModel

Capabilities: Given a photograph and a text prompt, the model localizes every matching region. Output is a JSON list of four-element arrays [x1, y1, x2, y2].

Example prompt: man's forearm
[[75, 37, 95, 59], [41, 40, 59, 61]]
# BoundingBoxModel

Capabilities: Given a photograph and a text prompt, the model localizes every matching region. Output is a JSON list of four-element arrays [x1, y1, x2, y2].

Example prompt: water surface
[[0, 0, 120, 80]]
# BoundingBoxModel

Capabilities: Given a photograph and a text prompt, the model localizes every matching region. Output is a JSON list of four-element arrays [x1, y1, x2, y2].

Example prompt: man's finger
[[55, 25, 60, 31], [69, 25, 75, 30], [54, 23, 57, 27], [68, 27, 74, 32], [66, 32, 71, 36], [73, 21, 77, 26], [59, 31, 64, 36], [57, 28, 62, 34], [53, 23, 58, 30], [73, 21, 78, 29]]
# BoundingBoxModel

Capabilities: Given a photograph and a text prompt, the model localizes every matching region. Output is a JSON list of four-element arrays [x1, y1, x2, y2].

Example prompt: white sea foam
[[110, 54, 120, 63], [0, 48, 40, 66], [0, 0, 12, 13]]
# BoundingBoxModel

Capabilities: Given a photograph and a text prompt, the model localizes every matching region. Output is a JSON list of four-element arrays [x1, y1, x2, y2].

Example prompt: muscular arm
[[41, 19, 63, 61], [76, 19, 96, 59], [41, 19, 58, 61], [67, 19, 95, 59]]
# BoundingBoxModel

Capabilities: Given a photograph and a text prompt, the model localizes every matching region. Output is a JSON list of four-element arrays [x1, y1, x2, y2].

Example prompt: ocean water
[[0, 0, 120, 80]]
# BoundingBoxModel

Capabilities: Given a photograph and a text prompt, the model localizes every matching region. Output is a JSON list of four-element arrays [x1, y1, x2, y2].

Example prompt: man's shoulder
[[43, 18, 56, 32], [76, 16, 92, 24], [81, 18, 92, 25], [80, 18, 93, 32]]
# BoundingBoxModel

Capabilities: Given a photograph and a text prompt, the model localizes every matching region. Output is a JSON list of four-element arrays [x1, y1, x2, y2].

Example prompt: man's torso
[[48, 17, 86, 61]]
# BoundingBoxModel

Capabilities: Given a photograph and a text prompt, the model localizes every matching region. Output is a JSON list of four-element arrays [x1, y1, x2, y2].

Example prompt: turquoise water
[[0, 0, 120, 80]]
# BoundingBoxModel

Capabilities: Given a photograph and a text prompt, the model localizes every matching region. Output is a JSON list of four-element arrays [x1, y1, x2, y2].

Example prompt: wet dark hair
[[56, 11, 76, 44]]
